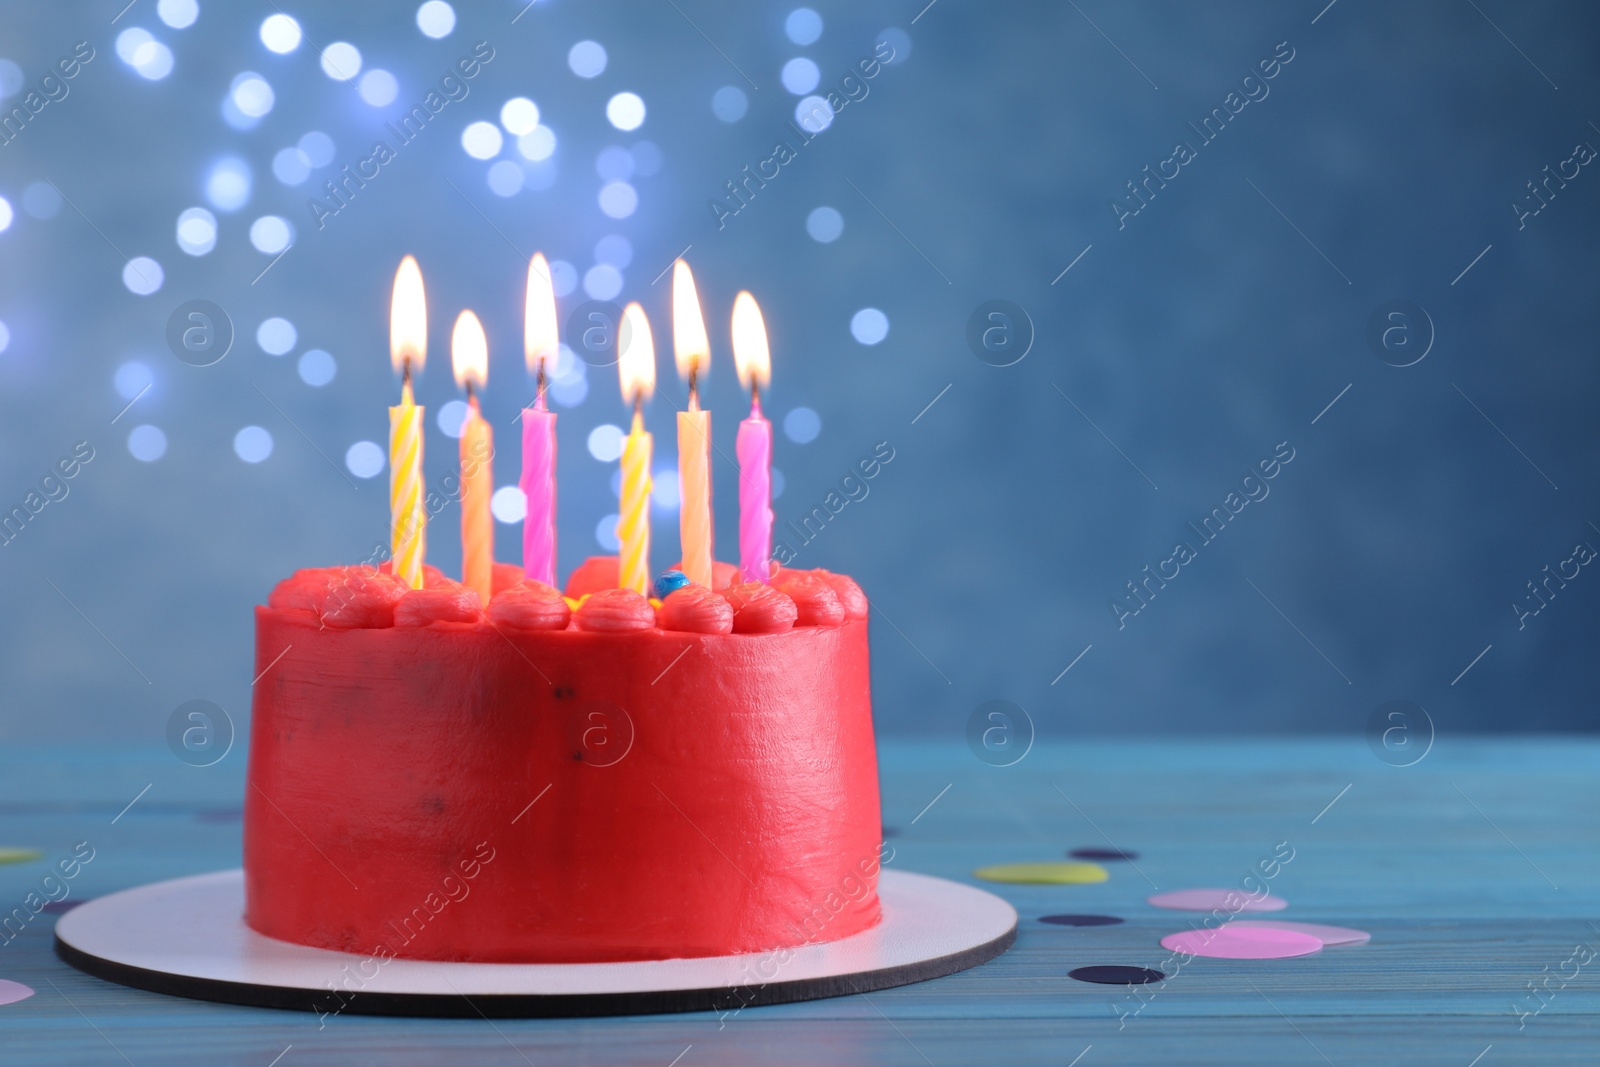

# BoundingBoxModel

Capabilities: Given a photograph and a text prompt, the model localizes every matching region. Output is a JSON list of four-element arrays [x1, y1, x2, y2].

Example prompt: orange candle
[[451, 310, 493, 604], [672, 260, 713, 589]]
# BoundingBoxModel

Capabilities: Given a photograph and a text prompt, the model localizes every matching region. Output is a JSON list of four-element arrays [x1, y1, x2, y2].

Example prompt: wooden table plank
[[0, 739, 1594, 1065]]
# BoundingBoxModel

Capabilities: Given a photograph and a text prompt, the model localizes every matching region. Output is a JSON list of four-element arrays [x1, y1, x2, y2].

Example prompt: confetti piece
[[974, 862, 1108, 885], [0, 848, 41, 866], [0, 980, 34, 1006], [1068, 965, 1165, 985], [1161, 925, 1323, 959], [1146, 887, 1288, 912], [1069, 847, 1140, 861], [1233, 920, 1370, 945], [1039, 914, 1125, 927]]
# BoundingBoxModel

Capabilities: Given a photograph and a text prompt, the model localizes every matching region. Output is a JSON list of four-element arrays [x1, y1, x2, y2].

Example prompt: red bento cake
[[243, 556, 883, 964]]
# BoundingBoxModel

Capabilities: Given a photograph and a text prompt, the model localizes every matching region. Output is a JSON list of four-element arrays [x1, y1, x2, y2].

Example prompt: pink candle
[[521, 392, 557, 587], [521, 252, 560, 588], [737, 398, 773, 584], [731, 291, 774, 585]]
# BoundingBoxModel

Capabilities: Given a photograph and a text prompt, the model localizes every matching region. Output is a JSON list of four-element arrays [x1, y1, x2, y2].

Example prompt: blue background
[[0, 0, 1595, 744]]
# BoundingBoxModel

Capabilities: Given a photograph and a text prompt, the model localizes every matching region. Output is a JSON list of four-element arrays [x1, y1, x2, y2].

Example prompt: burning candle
[[389, 256, 428, 590], [616, 302, 656, 597], [521, 253, 559, 588], [731, 291, 773, 585], [671, 260, 713, 589], [451, 310, 493, 604]]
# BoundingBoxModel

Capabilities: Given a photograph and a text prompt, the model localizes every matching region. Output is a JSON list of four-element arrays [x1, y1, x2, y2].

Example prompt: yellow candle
[[672, 260, 713, 589], [452, 310, 493, 604], [617, 302, 656, 596], [389, 256, 427, 590]]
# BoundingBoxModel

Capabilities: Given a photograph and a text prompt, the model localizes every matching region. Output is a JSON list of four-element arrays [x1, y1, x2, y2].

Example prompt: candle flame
[[524, 252, 559, 376], [618, 302, 656, 406], [730, 291, 770, 393], [671, 260, 709, 382], [451, 310, 488, 392], [390, 255, 427, 376]]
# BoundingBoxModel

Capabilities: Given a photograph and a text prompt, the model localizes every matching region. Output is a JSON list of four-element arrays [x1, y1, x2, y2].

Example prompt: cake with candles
[[243, 257, 884, 964]]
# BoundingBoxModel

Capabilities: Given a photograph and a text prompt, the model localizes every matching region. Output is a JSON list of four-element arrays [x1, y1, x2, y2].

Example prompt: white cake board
[[55, 869, 1016, 1018]]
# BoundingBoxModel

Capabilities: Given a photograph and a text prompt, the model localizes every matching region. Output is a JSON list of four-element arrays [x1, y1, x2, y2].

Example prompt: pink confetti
[[1161, 925, 1323, 959], [1233, 920, 1370, 945], [1146, 888, 1289, 912], [0, 980, 35, 1006]]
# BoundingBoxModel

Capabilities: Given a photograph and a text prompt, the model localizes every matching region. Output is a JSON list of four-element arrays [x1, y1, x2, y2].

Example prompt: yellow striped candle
[[617, 302, 656, 596], [389, 256, 428, 589], [672, 261, 713, 589]]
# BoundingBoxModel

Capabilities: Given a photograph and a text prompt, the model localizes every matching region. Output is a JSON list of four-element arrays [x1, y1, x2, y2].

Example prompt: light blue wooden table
[[1, 738, 1595, 1065]]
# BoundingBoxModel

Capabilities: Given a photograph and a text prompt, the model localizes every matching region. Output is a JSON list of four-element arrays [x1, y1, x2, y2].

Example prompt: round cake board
[[55, 869, 1016, 1018]]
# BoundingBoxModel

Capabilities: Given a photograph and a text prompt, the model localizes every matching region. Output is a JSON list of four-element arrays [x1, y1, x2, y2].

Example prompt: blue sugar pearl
[[654, 570, 691, 599]]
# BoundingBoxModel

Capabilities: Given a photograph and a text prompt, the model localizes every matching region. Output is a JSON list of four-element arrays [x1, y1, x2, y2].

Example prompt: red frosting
[[245, 570, 881, 963], [564, 556, 619, 598], [725, 582, 799, 634], [574, 588, 656, 632], [487, 581, 570, 631], [770, 569, 846, 627], [394, 582, 482, 627], [814, 569, 870, 620], [492, 562, 526, 594], [656, 584, 734, 634]]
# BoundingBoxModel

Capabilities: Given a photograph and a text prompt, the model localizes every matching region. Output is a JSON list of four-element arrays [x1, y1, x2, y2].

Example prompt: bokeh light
[[605, 92, 645, 132], [587, 423, 624, 462], [114, 361, 153, 400], [461, 120, 503, 159], [786, 8, 823, 45], [651, 468, 681, 513], [249, 215, 292, 254], [517, 126, 556, 161], [205, 156, 251, 211], [175, 206, 217, 255], [568, 40, 606, 78], [501, 97, 540, 136], [437, 399, 469, 438], [806, 206, 843, 242], [272, 146, 311, 185], [595, 514, 621, 552], [256, 317, 296, 355], [116, 30, 174, 81], [0, 196, 11, 233], [712, 86, 748, 123], [298, 131, 335, 167], [345, 440, 384, 478], [487, 160, 524, 197], [795, 96, 833, 133], [122, 257, 164, 295], [851, 307, 889, 344], [259, 14, 301, 54], [781, 57, 820, 95], [878, 28, 911, 62], [229, 73, 274, 118], [549, 260, 578, 298], [157, 0, 199, 30], [583, 263, 623, 300], [0, 60, 20, 98], [595, 145, 634, 182], [320, 42, 362, 81], [234, 426, 273, 463], [595, 234, 632, 268], [127, 425, 167, 462], [784, 406, 821, 443], [598, 181, 637, 219], [491, 486, 526, 524], [416, 1, 456, 38], [358, 69, 398, 107], [298, 348, 335, 386], [0, 321, 10, 354]]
